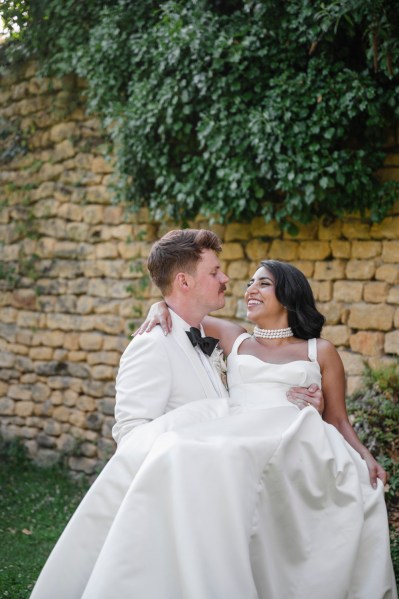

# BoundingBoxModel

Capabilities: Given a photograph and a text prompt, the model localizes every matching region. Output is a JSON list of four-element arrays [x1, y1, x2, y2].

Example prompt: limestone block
[[66, 222, 90, 242], [338, 350, 365, 376], [53, 406, 71, 422], [117, 241, 142, 260], [102, 206, 123, 225], [20, 426, 38, 440], [319, 301, 344, 325], [98, 436, 116, 460], [0, 398, 14, 415], [63, 333, 80, 351], [314, 260, 346, 280], [31, 383, 51, 402], [322, 325, 350, 346], [100, 224, 133, 242], [68, 456, 98, 475], [387, 286, 399, 304], [77, 395, 96, 412], [58, 203, 84, 221], [63, 389, 78, 407], [251, 217, 279, 237], [349, 331, 385, 356], [220, 243, 244, 261], [375, 264, 399, 284], [309, 280, 332, 302], [103, 336, 128, 353], [0, 352, 15, 368], [351, 241, 382, 259], [290, 261, 314, 277], [8, 383, 31, 401], [44, 420, 62, 436], [36, 218, 67, 239], [225, 223, 251, 241], [46, 313, 96, 331], [298, 241, 331, 260], [333, 281, 363, 302], [348, 303, 394, 331], [52, 140, 76, 163], [82, 379, 107, 398], [95, 242, 119, 259], [19, 95, 49, 116], [85, 185, 112, 204], [90, 365, 116, 380], [67, 277, 89, 295], [29, 347, 53, 361], [87, 278, 131, 299], [50, 122, 79, 143], [346, 260, 376, 280], [205, 297, 234, 321], [38, 331, 66, 348], [382, 241, 399, 263], [342, 221, 370, 239], [318, 220, 342, 240], [363, 282, 389, 303], [86, 411, 104, 431], [346, 376, 364, 396], [330, 240, 351, 259], [15, 401, 34, 417], [385, 331, 399, 355], [28, 77, 51, 95], [87, 351, 120, 366], [36, 162, 63, 183], [227, 260, 250, 280], [98, 398, 116, 416], [245, 239, 270, 261], [57, 433, 75, 453], [82, 204, 104, 225], [80, 442, 97, 458], [92, 156, 114, 174], [370, 217, 399, 239], [68, 351, 87, 362], [74, 298, 94, 316], [268, 240, 298, 261], [11, 80, 30, 99], [0, 322, 17, 342]]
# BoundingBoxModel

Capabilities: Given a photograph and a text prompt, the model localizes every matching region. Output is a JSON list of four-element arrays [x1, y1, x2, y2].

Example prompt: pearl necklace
[[253, 325, 294, 339]]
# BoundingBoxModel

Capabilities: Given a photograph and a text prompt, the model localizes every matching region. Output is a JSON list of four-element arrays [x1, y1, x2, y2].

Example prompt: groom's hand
[[286, 384, 324, 414]]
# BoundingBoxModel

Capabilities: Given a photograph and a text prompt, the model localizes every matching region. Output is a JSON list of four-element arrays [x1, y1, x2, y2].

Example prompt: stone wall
[[1, 61, 398, 474]]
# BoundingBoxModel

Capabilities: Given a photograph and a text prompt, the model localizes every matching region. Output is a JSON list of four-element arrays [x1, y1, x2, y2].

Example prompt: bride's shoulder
[[316, 337, 343, 367]]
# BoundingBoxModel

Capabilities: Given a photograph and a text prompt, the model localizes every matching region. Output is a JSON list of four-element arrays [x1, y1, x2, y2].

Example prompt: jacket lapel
[[170, 310, 224, 398]]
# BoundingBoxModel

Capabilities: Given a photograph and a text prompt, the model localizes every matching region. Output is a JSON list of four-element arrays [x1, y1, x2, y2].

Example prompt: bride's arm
[[318, 338, 387, 488], [134, 301, 246, 355]]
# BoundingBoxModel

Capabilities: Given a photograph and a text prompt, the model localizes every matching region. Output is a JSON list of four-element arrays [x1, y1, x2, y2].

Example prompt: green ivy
[[2, 1, 399, 229]]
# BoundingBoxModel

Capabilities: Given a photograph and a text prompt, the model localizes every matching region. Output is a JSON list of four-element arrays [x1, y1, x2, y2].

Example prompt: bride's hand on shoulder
[[134, 301, 172, 336]]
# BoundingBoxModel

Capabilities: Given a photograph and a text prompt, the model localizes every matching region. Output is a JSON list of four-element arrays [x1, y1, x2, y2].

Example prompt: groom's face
[[190, 249, 229, 314]]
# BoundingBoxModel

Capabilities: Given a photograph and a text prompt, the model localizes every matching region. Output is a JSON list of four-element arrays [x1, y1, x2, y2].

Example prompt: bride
[[31, 259, 397, 599]]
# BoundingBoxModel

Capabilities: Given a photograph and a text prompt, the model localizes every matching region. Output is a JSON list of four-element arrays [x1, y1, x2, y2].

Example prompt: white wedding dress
[[31, 334, 397, 599]]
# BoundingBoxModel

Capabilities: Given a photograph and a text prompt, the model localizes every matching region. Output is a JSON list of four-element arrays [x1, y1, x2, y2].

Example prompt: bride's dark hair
[[260, 260, 325, 339]]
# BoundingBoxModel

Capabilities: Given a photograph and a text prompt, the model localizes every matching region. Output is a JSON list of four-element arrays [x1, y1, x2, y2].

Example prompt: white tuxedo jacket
[[112, 310, 228, 444]]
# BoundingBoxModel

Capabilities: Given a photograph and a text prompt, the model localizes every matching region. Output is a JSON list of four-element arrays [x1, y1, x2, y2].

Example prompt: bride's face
[[245, 267, 287, 325]]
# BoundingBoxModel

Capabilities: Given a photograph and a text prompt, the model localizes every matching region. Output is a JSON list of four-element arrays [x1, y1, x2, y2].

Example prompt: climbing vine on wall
[[2, 0, 399, 230]]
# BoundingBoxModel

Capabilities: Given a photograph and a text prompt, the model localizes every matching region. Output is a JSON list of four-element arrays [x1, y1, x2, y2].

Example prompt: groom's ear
[[175, 272, 191, 291]]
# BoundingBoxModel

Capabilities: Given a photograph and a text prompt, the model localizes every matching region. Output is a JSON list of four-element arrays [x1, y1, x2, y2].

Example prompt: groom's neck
[[164, 297, 207, 329]]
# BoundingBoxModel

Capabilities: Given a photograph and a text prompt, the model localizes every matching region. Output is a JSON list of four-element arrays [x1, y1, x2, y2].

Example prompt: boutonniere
[[211, 345, 228, 389]]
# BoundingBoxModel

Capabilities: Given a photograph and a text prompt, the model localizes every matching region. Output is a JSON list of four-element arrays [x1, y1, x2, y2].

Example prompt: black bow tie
[[186, 327, 219, 357]]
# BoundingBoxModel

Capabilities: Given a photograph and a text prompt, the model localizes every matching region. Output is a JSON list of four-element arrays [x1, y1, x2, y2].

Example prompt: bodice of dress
[[227, 333, 322, 409]]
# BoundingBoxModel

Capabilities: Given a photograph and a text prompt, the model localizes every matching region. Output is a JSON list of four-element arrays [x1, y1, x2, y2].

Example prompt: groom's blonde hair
[[147, 229, 222, 295]]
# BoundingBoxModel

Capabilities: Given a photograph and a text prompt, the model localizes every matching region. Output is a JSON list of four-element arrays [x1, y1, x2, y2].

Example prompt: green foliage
[[2, 1, 399, 228], [347, 364, 399, 504]]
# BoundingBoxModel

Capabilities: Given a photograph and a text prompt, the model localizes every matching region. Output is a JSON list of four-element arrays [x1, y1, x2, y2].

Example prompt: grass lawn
[[0, 442, 90, 598]]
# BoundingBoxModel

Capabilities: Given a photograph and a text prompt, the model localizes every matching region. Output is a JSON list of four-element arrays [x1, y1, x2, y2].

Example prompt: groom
[[112, 228, 323, 444]]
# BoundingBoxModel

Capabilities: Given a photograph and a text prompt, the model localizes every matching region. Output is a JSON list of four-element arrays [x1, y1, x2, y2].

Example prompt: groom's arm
[[112, 330, 172, 445]]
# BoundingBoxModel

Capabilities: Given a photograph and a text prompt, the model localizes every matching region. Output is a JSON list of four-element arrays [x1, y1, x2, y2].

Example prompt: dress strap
[[307, 338, 318, 362], [230, 332, 252, 355]]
